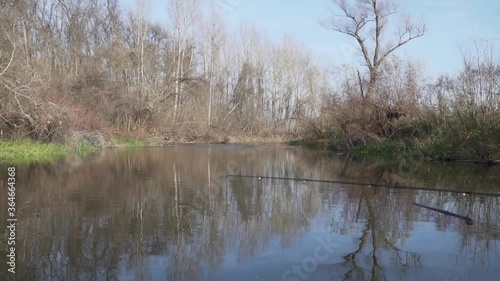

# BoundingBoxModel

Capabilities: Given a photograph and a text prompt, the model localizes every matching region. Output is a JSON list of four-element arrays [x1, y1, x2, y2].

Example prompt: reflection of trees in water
[[0, 145, 498, 280], [321, 188, 421, 281], [321, 185, 498, 280]]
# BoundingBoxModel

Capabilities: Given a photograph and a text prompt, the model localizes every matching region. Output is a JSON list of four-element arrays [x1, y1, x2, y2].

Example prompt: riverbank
[[0, 138, 110, 164], [290, 134, 500, 165], [0, 133, 289, 164], [0, 137, 154, 164], [0, 139, 68, 164], [354, 139, 500, 164], [3, 129, 498, 166]]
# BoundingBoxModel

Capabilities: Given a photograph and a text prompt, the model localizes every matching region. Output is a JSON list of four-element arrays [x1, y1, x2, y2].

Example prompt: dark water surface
[[1, 144, 499, 281]]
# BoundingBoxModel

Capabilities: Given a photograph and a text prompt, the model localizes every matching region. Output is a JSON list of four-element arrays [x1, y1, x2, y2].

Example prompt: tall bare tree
[[168, 0, 200, 122], [322, 0, 426, 99], [202, 0, 226, 127], [136, 0, 150, 98]]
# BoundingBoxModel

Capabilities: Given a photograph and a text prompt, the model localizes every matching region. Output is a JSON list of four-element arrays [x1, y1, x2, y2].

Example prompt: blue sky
[[121, 0, 500, 77]]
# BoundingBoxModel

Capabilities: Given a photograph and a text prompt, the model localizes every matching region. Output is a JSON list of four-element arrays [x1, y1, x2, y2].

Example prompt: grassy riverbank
[[3, 122, 499, 165], [355, 139, 500, 164], [0, 139, 69, 164], [296, 126, 500, 164], [358, 122, 500, 163], [0, 131, 245, 164], [0, 138, 109, 164], [0, 137, 152, 164], [0, 133, 285, 164]]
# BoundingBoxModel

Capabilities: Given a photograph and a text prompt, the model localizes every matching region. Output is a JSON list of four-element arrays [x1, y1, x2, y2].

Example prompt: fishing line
[[226, 175, 500, 197]]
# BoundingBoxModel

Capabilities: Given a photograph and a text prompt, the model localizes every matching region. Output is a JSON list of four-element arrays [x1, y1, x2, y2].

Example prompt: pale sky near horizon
[[121, 0, 500, 78]]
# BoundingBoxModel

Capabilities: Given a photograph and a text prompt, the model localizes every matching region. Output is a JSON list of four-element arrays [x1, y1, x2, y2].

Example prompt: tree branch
[[379, 21, 426, 65], [0, 26, 16, 77]]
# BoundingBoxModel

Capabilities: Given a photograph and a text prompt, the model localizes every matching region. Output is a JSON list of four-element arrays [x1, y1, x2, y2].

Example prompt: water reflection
[[0, 145, 499, 281]]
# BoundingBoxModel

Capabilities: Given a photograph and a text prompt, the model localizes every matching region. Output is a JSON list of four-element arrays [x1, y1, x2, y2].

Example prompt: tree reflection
[[0, 145, 498, 281]]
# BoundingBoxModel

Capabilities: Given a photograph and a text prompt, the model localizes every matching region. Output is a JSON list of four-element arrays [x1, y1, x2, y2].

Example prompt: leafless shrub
[[66, 130, 106, 147]]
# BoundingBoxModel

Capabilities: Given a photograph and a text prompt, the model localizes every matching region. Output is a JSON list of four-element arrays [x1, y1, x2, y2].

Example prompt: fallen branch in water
[[412, 202, 474, 225], [226, 175, 500, 197]]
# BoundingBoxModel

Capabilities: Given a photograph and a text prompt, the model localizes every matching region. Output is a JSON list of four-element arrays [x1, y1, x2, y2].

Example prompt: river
[[1, 144, 499, 281]]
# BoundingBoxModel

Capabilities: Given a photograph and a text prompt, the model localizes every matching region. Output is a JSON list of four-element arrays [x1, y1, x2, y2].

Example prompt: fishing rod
[[226, 175, 500, 197]]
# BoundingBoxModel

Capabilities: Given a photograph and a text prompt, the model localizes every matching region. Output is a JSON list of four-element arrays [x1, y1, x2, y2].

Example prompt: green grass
[[0, 139, 68, 164], [351, 129, 500, 161], [73, 139, 101, 156], [0, 138, 104, 164], [113, 137, 147, 147], [0, 136, 149, 165]]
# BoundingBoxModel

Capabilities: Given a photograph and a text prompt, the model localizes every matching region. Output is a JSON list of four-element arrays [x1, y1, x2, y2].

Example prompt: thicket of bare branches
[[0, 0, 498, 156], [0, 3, 69, 141], [0, 0, 334, 143], [317, 0, 500, 160], [417, 39, 500, 160]]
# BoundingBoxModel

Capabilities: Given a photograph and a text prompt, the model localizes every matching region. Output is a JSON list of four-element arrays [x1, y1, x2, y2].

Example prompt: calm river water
[[1, 144, 499, 281]]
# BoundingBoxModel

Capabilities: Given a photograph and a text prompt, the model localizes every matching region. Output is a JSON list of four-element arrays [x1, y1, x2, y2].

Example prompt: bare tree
[[0, 24, 15, 78], [168, 0, 200, 123], [202, 0, 226, 127], [136, 0, 150, 98], [321, 0, 426, 99], [457, 38, 500, 119]]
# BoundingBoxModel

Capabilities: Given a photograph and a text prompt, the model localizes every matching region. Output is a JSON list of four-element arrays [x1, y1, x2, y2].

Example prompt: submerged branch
[[412, 202, 474, 225]]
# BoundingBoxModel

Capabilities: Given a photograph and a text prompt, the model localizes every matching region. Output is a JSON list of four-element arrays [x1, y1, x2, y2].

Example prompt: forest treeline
[[0, 0, 499, 160]]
